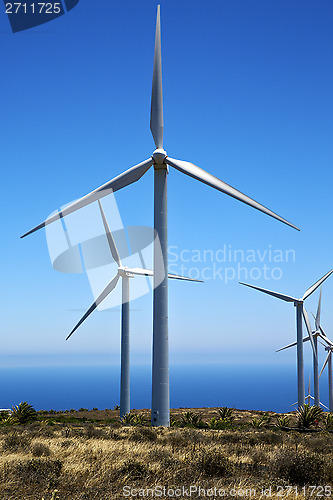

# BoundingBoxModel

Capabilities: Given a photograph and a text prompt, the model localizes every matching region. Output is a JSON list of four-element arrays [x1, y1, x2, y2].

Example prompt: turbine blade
[[66, 274, 120, 340], [315, 287, 322, 330], [319, 330, 333, 347], [239, 282, 297, 302], [308, 373, 311, 396], [165, 157, 300, 231], [302, 269, 333, 301], [277, 335, 313, 352], [319, 351, 331, 378], [98, 200, 122, 267], [277, 341, 297, 352], [320, 402, 329, 410], [302, 307, 317, 362], [21, 158, 154, 238], [127, 267, 203, 282], [150, 5, 163, 149]]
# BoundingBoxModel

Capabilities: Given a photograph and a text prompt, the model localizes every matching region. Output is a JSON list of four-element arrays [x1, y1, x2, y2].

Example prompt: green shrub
[[15, 458, 62, 488], [32, 442, 52, 457], [129, 427, 157, 442], [196, 450, 233, 477], [272, 449, 326, 484], [209, 417, 231, 430], [120, 459, 149, 480], [2, 432, 31, 452]]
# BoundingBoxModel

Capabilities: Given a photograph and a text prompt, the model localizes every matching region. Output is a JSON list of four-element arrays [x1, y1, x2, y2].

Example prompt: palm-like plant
[[0, 410, 10, 422], [181, 411, 204, 428], [218, 407, 234, 422], [296, 404, 323, 429], [250, 415, 270, 428], [7, 402, 37, 425]]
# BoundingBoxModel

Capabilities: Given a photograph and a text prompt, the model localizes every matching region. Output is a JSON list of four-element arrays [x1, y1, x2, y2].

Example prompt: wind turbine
[[319, 344, 333, 412], [291, 374, 328, 409], [66, 200, 201, 419], [277, 288, 330, 406], [240, 269, 333, 408], [21, 6, 299, 426]]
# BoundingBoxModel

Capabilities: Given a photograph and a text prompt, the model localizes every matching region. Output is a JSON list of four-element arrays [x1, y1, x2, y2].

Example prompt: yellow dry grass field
[[0, 407, 333, 499]]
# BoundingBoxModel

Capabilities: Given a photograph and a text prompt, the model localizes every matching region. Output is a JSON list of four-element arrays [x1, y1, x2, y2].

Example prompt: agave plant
[[120, 412, 147, 426], [250, 415, 270, 428], [276, 415, 291, 428], [325, 413, 333, 430], [7, 402, 37, 425], [180, 411, 204, 428], [170, 415, 180, 427], [120, 412, 137, 425], [296, 404, 323, 429], [133, 414, 147, 426], [218, 407, 234, 422]]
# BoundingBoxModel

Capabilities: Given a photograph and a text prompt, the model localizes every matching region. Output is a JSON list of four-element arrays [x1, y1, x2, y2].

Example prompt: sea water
[[1, 363, 328, 413]]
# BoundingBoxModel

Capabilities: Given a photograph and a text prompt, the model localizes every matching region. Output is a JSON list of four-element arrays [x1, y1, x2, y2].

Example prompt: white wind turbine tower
[[319, 345, 333, 412], [277, 288, 331, 407], [21, 6, 299, 427], [240, 270, 333, 408], [66, 200, 201, 419]]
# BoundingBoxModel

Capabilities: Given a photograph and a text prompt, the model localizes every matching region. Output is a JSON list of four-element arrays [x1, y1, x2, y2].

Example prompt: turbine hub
[[152, 148, 167, 164]]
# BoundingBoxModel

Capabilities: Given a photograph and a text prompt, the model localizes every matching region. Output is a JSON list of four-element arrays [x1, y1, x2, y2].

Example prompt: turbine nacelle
[[152, 148, 167, 165], [118, 266, 134, 278]]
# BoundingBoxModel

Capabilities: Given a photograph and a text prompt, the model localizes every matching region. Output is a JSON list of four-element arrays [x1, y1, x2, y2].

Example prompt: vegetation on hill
[[1, 403, 333, 499]]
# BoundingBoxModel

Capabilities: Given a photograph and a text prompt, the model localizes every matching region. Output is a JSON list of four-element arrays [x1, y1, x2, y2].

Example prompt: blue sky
[[1, 0, 333, 380]]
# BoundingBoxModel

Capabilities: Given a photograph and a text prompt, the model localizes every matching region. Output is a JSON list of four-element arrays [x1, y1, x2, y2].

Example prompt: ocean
[[1, 363, 329, 413]]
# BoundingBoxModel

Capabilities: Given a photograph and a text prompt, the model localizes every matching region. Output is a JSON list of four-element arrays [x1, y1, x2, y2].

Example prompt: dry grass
[[0, 408, 332, 499]]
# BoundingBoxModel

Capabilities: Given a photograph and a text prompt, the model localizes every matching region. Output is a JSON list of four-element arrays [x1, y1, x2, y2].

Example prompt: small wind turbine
[[66, 200, 201, 419], [240, 269, 333, 408], [319, 344, 333, 412], [22, 6, 299, 426], [277, 288, 331, 406]]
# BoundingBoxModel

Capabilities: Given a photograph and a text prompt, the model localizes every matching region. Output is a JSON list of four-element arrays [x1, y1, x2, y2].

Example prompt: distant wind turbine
[[22, 5, 299, 426], [319, 343, 333, 412], [277, 288, 331, 406], [66, 200, 201, 419], [240, 269, 333, 408]]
